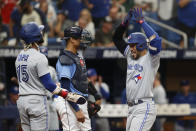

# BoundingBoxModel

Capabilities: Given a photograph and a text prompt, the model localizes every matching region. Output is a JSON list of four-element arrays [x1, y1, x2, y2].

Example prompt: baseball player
[[15, 22, 86, 131], [54, 26, 93, 131], [113, 8, 162, 131]]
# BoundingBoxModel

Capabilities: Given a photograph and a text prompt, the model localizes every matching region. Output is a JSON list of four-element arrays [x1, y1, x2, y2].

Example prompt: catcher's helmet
[[80, 29, 93, 49], [39, 46, 48, 57], [63, 26, 93, 49], [20, 22, 44, 44], [63, 25, 83, 40], [126, 32, 148, 51]]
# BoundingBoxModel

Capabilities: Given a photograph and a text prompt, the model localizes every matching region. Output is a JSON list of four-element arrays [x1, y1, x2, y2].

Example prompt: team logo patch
[[132, 74, 142, 83], [80, 59, 84, 67]]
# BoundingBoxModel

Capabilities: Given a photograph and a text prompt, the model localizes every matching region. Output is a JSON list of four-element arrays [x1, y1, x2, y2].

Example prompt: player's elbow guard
[[149, 36, 162, 55]]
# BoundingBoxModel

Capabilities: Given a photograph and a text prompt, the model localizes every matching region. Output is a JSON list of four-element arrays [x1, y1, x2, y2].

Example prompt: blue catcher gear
[[20, 22, 44, 44], [39, 46, 48, 57], [126, 32, 148, 51], [63, 25, 83, 40]]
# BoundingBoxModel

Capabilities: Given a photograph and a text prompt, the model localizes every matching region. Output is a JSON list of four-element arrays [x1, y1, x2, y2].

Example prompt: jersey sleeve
[[141, 21, 162, 55], [149, 52, 160, 69], [36, 55, 50, 77], [60, 64, 76, 79], [56, 60, 76, 80], [113, 24, 129, 56]]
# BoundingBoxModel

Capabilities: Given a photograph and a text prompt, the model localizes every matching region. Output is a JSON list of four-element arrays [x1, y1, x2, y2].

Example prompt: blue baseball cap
[[10, 86, 19, 95], [87, 68, 97, 77], [180, 80, 190, 86]]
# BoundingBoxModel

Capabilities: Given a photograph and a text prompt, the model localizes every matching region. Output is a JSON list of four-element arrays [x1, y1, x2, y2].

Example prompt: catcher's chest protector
[[59, 50, 88, 94]]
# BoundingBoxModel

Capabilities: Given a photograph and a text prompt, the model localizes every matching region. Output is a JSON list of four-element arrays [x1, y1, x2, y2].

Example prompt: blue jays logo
[[132, 74, 142, 83]]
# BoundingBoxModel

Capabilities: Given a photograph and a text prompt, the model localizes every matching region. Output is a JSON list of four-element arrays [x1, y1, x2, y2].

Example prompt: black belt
[[127, 100, 144, 107]]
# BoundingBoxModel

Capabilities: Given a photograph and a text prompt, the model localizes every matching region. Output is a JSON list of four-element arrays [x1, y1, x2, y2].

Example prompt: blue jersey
[[56, 60, 88, 97]]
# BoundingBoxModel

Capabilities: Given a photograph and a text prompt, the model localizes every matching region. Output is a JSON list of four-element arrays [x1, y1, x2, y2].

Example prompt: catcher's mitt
[[88, 101, 101, 117]]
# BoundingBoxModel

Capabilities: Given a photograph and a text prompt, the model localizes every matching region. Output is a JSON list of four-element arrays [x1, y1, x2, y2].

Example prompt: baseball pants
[[17, 95, 49, 131], [54, 96, 91, 131], [126, 101, 156, 131]]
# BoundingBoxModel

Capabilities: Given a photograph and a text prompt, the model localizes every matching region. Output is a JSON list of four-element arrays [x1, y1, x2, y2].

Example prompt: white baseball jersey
[[124, 46, 160, 102], [15, 48, 49, 96]]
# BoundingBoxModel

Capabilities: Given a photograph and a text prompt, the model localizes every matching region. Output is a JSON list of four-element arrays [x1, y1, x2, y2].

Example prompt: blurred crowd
[[0, 0, 196, 48]]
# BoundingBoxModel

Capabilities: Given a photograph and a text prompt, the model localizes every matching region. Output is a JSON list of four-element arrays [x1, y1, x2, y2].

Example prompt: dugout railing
[[145, 16, 188, 49]]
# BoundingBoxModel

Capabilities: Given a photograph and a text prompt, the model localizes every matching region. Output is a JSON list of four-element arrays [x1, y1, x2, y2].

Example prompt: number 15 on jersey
[[16, 65, 29, 82]]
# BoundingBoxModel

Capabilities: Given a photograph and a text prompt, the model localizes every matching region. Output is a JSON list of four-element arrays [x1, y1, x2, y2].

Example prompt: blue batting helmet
[[126, 32, 148, 51], [63, 25, 83, 40], [20, 22, 44, 44], [39, 46, 48, 57]]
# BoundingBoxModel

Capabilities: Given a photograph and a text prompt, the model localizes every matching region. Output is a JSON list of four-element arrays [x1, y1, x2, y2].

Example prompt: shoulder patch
[[59, 55, 74, 65]]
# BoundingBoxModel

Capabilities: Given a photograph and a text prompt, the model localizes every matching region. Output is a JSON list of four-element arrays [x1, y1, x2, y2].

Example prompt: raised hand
[[121, 9, 133, 26], [133, 8, 144, 24]]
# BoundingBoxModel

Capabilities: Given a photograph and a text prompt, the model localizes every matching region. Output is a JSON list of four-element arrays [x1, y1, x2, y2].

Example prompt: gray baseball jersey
[[15, 48, 49, 96], [124, 46, 160, 102]]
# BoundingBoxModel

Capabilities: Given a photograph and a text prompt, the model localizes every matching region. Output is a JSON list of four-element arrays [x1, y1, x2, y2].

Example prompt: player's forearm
[[61, 78, 80, 112], [141, 21, 158, 39], [69, 101, 80, 112], [40, 73, 68, 98], [112, 24, 128, 54], [40, 73, 59, 92], [141, 21, 162, 55]]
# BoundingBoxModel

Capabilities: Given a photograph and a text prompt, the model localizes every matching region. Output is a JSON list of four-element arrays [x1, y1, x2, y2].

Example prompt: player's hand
[[75, 110, 85, 123], [133, 8, 144, 24], [121, 9, 133, 26]]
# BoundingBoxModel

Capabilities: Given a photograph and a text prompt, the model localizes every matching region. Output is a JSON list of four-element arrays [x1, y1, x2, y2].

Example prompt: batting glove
[[53, 83, 86, 104], [66, 92, 86, 104], [121, 9, 133, 26], [133, 8, 144, 24]]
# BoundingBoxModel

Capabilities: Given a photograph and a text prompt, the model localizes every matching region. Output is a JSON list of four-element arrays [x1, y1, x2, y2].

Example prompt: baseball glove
[[88, 101, 101, 117]]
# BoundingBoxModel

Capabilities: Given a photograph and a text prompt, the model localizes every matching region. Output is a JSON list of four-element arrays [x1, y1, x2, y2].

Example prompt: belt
[[127, 100, 144, 107], [127, 98, 154, 107]]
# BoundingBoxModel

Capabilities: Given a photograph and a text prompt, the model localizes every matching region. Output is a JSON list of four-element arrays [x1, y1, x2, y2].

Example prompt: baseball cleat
[[66, 92, 86, 104]]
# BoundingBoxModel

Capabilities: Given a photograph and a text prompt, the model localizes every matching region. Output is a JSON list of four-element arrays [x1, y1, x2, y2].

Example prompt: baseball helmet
[[39, 46, 48, 57], [87, 68, 97, 77], [63, 25, 83, 40], [20, 22, 44, 44], [126, 32, 148, 51]]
